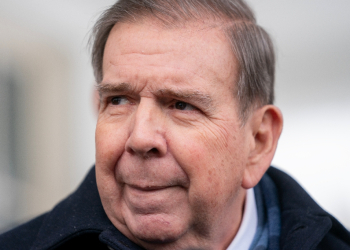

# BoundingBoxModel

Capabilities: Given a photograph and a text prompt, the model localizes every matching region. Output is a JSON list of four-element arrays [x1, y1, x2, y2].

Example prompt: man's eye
[[111, 96, 128, 105], [174, 101, 196, 111]]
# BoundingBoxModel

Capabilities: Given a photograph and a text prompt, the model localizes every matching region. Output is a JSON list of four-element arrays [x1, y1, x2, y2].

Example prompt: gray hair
[[91, 0, 275, 121]]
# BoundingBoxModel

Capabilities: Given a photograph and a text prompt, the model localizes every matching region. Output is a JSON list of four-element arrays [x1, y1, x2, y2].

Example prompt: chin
[[127, 215, 187, 245], [134, 231, 180, 244]]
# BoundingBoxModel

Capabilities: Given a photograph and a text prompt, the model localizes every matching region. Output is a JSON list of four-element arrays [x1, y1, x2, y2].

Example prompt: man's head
[[92, 0, 275, 121], [92, 0, 283, 249]]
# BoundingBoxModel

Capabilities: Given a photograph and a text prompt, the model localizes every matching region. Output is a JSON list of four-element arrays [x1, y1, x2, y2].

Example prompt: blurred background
[[0, 0, 349, 232]]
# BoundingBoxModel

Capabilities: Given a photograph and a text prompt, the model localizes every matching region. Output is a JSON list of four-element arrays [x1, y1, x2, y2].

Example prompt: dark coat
[[1, 167, 349, 250]]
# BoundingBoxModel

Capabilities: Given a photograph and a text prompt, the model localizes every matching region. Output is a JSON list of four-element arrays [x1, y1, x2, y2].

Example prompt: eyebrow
[[96, 82, 132, 96], [96, 82, 214, 111], [156, 88, 214, 111]]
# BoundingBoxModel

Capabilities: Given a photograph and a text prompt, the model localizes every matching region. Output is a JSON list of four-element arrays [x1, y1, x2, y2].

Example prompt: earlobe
[[242, 105, 283, 189]]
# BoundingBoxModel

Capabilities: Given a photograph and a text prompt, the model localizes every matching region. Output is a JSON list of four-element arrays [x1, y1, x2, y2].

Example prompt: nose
[[125, 99, 167, 158]]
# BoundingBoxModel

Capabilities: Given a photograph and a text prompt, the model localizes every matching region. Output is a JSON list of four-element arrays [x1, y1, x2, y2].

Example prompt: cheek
[[95, 121, 130, 225], [95, 121, 128, 170], [177, 121, 246, 179], [169, 121, 247, 206]]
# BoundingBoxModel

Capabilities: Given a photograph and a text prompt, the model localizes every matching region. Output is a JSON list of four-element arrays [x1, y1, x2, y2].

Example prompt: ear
[[242, 105, 283, 189]]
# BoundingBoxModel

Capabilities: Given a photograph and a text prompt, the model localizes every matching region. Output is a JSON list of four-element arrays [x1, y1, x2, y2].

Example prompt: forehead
[[103, 18, 238, 84]]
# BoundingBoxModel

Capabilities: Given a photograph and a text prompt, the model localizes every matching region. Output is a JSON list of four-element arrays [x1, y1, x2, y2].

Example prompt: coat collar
[[267, 167, 333, 250], [31, 166, 346, 250], [31, 166, 144, 250]]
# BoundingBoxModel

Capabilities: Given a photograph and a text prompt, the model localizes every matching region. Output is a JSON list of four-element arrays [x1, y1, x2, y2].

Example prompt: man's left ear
[[242, 105, 283, 189]]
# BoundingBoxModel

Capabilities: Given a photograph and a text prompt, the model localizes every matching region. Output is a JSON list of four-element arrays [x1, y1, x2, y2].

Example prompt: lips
[[124, 183, 184, 214], [128, 184, 171, 192], [125, 183, 182, 197]]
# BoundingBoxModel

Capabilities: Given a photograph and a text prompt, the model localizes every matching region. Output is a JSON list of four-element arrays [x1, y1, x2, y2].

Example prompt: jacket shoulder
[[267, 167, 350, 249], [316, 214, 350, 250], [0, 213, 47, 250]]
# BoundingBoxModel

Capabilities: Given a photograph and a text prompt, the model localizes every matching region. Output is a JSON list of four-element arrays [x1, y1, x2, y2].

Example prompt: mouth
[[128, 184, 173, 192], [124, 183, 185, 214]]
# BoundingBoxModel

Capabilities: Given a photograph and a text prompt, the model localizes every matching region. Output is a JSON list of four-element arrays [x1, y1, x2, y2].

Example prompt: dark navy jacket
[[1, 167, 350, 250]]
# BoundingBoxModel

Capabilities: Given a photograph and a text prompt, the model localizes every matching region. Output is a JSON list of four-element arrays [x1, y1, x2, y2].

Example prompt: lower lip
[[125, 185, 174, 198], [124, 185, 182, 213]]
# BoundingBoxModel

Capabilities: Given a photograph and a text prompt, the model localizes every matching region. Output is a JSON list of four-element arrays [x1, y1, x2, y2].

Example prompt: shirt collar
[[226, 188, 258, 250]]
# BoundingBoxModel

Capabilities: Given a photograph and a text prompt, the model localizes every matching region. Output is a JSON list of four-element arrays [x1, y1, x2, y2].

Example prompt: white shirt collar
[[226, 188, 258, 250]]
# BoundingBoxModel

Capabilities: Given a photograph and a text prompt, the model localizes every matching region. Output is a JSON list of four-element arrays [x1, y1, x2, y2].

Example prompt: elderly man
[[1, 0, 350, 249]]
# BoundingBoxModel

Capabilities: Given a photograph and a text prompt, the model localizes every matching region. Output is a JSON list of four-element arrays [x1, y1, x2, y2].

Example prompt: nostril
[[149, 148, 159, 154], [142, 148, 159, 159]]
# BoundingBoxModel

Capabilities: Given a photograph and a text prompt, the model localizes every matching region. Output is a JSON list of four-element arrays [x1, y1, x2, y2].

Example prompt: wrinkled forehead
[[103, 17, 239, 88]]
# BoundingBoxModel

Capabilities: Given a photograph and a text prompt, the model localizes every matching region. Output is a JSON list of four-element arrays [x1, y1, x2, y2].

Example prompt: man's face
[[95, 19, 253, 249]]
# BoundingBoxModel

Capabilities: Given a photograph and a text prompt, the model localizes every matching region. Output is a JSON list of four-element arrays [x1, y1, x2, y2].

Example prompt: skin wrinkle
[[91, 7, 272, 121], [97, 82, 216, 115], [195, 119, 231, 151], [104, 21, 236, 84], [131, 17, 260, 124], [105, 61, 212, 83]]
